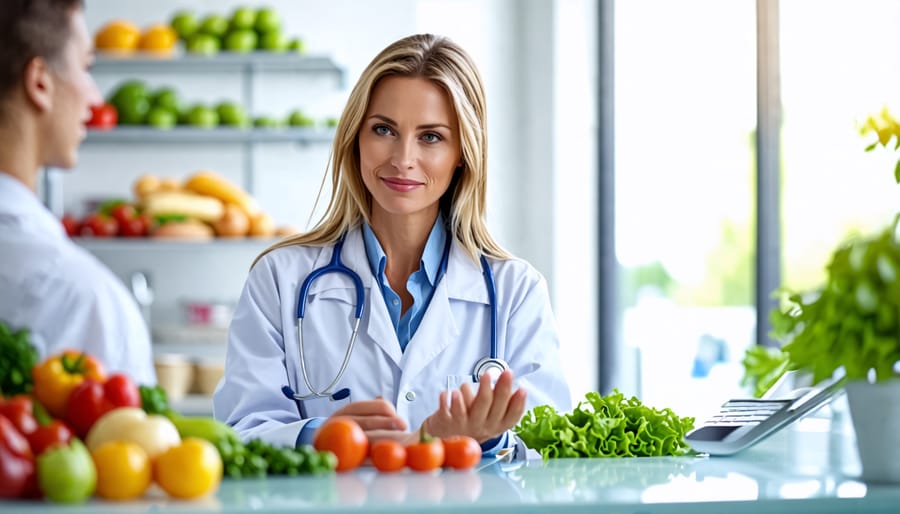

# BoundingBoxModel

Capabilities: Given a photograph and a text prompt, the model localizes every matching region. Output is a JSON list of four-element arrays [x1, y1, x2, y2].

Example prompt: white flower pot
[[845, 379, 900, 483]]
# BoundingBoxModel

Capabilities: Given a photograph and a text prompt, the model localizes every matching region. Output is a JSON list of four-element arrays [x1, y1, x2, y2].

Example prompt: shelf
[[85, 126, 336, 144], [93, 51, 345, 77], [74, 237, 278, 252]]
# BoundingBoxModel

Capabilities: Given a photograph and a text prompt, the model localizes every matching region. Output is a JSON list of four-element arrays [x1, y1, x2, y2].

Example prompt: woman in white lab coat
[[214, 34, 571, 452]]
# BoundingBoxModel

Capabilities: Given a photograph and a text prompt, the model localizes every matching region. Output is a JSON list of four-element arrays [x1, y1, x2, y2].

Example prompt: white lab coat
[[214, 226, 571, 448]]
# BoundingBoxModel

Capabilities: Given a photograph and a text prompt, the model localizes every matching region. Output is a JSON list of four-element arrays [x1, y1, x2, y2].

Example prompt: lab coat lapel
[[399, 275, 457, 382], [305, 228, 403, 366], [341, 229, 404, 366]]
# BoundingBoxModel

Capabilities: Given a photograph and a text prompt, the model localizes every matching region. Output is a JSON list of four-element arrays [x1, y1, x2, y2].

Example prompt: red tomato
[[109, 203, 137, 226], [441, 436, 481, 470], [60, 215, 80, 237], [119, 213, 150, 237], [406, 437, 444, 472], [102, 373, 140, 409], [79, 213, 118, 237], [26, 420, 73, 456], [313, 417, 368, 472], [370, 439, 406, 473], [64, 380, 113, 438], [86, 103, 117, 130]]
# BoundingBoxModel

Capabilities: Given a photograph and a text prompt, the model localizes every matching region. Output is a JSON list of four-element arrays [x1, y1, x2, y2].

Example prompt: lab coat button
[[393, 299, 399, 306], [405, 391, 416, 401]]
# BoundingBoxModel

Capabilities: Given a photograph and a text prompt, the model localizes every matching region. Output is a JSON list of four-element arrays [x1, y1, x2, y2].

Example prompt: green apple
[[287, 109, 315, 127], [151, 87, 180, 112], [113, 95, 150, 125], [253, 115, 281, 128], [254, 7, 281, 34], [259, 30, 287, 52], [187, 105, 219, 128], [224, 29, 258, 53], [230, 6, 257, 30], [216, 101, 248, 127], [146, 107, 177, 129], [170, 10, 198, 41], [287, 37, 306, 54], [198, 14, 229, 38], [37, 439, 96, 504], [186, 33, 220, 55]]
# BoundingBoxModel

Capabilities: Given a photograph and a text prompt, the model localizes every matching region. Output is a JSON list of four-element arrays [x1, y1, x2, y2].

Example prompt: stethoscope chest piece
[[473, 356, 509, 382]]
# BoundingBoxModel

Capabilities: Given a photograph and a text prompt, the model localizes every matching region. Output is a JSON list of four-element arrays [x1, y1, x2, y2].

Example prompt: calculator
[[685, 373, 845, 456]]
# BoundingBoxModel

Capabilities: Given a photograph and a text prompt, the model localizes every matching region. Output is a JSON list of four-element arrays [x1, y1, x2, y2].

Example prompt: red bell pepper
[[0, 395, 37, 436], [27, 420, 73, 457], [0, 414, 37, 499], [64, 373, 140, 438]]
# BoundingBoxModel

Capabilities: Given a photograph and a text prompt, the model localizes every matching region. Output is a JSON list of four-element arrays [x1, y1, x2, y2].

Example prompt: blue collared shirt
[[361, 218, 446, 352]]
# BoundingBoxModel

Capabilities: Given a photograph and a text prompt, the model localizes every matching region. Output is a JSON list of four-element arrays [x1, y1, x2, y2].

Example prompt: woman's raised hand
[[422, 369, 527, 443]]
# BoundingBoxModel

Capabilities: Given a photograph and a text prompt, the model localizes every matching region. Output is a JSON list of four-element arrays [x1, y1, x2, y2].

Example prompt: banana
[[142, 190, 224, 223], [169, 414, 242, 445], [183, 170, 260, 218]]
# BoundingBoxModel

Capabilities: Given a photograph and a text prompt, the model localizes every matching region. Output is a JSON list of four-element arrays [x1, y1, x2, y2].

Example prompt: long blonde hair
[[255, 33, 510, 266]]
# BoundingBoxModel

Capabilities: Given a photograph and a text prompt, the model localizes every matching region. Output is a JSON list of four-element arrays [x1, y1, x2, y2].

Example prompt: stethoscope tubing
[[286, 231, 503, 404]]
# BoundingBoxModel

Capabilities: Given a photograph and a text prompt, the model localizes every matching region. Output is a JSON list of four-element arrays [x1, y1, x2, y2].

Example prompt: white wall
[[69, 0, 597, 402]]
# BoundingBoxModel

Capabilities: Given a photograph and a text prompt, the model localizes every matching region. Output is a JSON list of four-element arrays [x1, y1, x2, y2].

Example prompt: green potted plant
[[770, 111, 900, 483]]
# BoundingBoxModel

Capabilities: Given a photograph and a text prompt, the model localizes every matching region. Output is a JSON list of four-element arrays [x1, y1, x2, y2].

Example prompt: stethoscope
[[281, 231, 508, 406]]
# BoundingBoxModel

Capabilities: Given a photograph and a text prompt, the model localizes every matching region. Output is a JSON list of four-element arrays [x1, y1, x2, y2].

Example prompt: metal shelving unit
[[44, 51, 345, 215], [85, 126, 337, 144]]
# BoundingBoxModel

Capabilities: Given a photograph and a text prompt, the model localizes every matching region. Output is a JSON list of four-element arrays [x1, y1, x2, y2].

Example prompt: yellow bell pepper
[[32, 350, 106, 418]]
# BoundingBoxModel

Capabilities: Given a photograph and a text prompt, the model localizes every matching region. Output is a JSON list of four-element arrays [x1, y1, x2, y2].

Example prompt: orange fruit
[[95, 20, 140, 51], [91, 441, 152, 501], [139, 24, 178, 53], [153, 438, 222, 499]]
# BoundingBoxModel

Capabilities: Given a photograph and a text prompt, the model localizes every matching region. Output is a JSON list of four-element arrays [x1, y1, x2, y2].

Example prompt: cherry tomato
[[79, 213, 118, 237], [86, 103, 117, 131], [441, 435, 481, 470], [27, 420, 73, 456], [313, 417, 368, 472], [406, 437, 444, 472], [370, 439, 406, 473], [60, 215, 80, 237]]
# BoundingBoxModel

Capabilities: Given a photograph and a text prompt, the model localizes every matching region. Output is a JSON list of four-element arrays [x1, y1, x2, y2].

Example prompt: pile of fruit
[[93, 6, 305, 56], [171, 6, 304, 55], [62, 170, 299, 240], [0, 323, 337, 504], [87, 79, 335, 131]]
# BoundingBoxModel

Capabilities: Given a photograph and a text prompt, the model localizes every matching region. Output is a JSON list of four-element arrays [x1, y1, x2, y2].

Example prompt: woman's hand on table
[[326, 398, 408, 439]]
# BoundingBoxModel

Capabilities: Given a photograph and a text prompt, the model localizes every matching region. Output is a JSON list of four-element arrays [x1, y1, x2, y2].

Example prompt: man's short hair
[[0, 0, 84, 101]]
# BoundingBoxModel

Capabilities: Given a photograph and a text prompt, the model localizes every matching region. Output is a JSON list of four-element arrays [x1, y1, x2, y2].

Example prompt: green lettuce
[[514, 390, 695, 459]]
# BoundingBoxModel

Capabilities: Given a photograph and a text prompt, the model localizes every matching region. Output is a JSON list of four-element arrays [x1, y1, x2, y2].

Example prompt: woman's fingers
[[501, 388, 528, 429], [485, 370, 514, 422], [351, 415, 408, 431], [332, 399, 407, 430]]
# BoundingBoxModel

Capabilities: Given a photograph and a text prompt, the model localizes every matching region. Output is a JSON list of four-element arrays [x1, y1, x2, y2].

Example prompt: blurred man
[[0, 0, 155, 384]]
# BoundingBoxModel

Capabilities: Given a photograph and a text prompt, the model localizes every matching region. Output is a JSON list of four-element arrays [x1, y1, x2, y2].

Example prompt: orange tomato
[[138, 24, 178, 53], [153, 438, 222, 499], [313, 417, 368, 472], [441, 436, 481, 470], [406, 437, 444, 472], [91, 440, 151, 501], [370, 439, 406, 473], [94, 20, 140, 51]]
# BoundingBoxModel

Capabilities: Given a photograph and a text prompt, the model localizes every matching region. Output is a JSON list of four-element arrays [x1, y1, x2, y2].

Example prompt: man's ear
[[23, 57, 53, 113]]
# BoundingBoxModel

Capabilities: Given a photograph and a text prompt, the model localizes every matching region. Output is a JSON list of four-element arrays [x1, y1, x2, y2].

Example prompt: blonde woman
[[215, 34, 570, 454]]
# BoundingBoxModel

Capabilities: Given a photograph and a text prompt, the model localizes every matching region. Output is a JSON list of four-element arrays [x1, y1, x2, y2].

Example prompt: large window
[[615, 0, 757, 418], [780, 1, 900, 293]]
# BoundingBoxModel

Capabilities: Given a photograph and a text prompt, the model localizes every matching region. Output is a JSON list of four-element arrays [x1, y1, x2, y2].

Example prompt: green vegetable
[[514, 390, 695, 459], [771, 214, 900, 384], [0, 321, 39, 396], [169, 414, 241, 446], [139, 384, 173, 416], [740, 344, 790, 398], [215, 438, 336, 479]]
